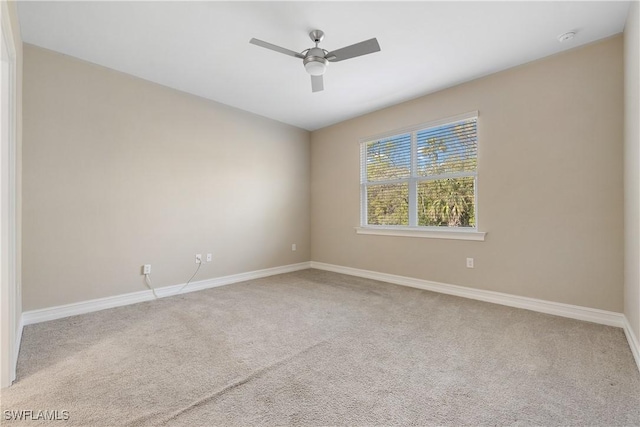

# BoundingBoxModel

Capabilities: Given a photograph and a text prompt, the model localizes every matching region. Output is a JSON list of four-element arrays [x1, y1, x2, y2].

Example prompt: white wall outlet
[[142, 264, 151, 275], [195, 254, 202, 264], [206, 253, 212, 262], [291, 243, 297, 251], [466, 258, 474, 268]]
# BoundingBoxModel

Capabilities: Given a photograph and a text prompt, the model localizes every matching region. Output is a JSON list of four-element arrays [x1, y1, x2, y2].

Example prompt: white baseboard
[[623, 316, 640, 372], [22, 262, 311, 326], [311, 262, 640, 372], [19, 260, 640, 373], [309, 261, 625, 328]]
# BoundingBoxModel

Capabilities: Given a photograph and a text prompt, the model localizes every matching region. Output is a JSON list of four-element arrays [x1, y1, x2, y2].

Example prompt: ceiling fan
[[250, 30, 381, 93]]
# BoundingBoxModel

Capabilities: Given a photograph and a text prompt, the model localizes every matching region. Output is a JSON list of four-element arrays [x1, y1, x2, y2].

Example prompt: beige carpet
[[1, 269, 639, 426]]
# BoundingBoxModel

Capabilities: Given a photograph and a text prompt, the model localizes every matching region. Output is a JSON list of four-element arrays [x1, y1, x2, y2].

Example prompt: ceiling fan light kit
[[250, 29, 381, 93], [303, 48, 328, 76]]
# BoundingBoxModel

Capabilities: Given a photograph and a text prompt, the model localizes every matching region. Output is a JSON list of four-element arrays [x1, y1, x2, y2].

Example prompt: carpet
[[1, 269, 639, 426]]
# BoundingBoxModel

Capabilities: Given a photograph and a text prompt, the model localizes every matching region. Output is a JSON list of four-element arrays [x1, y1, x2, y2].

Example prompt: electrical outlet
[[195, 254, 202, 264], [206, 253, 212, 262], [142, 264, 151, 275], [291, 243, 297, 251], [466, 258, 474, 268]]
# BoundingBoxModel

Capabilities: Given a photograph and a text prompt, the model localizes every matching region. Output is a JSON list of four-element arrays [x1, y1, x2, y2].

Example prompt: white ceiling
[[18, 1, 630, 131]]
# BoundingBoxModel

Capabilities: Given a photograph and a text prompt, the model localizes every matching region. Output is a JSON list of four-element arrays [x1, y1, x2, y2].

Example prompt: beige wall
[[21, 32, 629, 316], [624, 1, 640, 341], [22, 44, 310, 311], [311, 36, 624, 312]]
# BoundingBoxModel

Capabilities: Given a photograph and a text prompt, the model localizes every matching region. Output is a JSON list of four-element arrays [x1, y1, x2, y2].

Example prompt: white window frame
[[357, 111, 485, 241]]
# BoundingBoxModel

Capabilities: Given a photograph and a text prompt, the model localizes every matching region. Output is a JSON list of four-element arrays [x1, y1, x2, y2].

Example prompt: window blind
[[364, 133, 411, 182], [361, 113, 478, 229], [416, 118, 477, 177]]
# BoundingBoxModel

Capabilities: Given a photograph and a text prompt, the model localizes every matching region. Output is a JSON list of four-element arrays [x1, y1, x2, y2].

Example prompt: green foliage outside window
[[364, 119, 477, 228]]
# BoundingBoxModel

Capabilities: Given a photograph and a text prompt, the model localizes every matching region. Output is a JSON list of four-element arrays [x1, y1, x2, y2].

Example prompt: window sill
[[354, 227, 486, 241]]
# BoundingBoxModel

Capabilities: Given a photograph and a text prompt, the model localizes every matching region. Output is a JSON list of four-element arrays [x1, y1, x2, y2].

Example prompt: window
[[360, 112, 483, 240]]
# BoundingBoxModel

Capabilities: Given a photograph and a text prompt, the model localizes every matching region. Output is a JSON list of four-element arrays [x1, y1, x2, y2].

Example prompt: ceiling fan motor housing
[[304, 47, 328, 76]]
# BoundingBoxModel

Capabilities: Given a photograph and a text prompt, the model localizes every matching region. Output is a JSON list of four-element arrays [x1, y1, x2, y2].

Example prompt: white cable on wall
[[144, 262, 201, 300], [144, 274, 159, 299], [177, 262, 202, 294]]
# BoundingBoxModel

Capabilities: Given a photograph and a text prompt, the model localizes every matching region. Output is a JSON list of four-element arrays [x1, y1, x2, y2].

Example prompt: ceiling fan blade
[[311, 75, 324, 93], [326, 38, 380, 62], [249, 38, 305, 59]]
